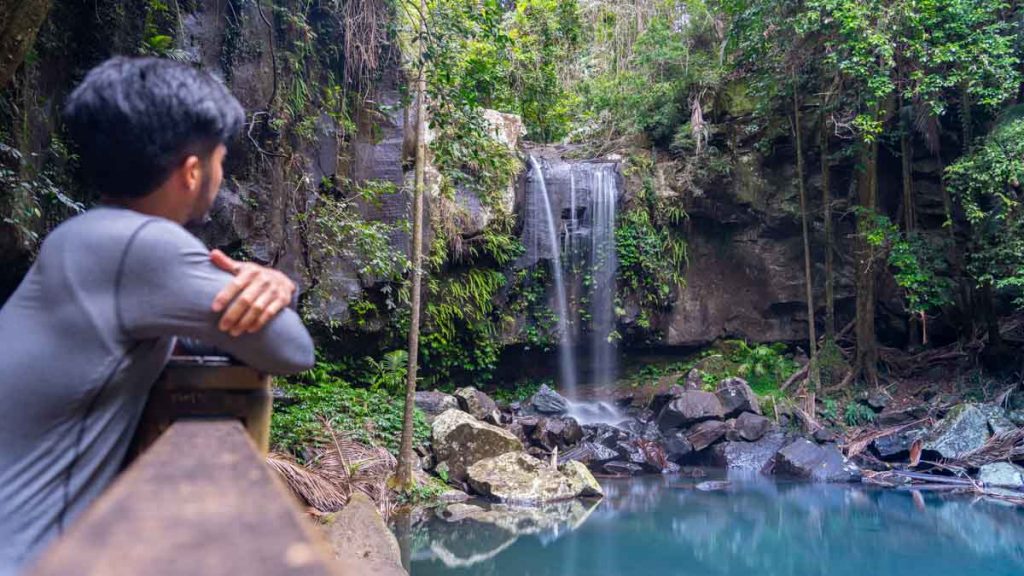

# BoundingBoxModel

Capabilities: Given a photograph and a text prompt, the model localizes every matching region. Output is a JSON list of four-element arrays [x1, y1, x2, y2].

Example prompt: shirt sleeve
[[115, 218, 315, 375]]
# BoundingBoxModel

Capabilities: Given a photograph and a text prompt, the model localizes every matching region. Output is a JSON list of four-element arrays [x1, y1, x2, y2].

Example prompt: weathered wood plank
[[30, 420, 343, 576]]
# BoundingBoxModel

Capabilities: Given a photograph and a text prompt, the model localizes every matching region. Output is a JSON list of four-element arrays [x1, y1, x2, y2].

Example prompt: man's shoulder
[[45, 207, 201, 254]]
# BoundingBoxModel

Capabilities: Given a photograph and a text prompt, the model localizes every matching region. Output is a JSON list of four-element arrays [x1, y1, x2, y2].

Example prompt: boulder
[[772, 439, 861, 482], [414, 390, 459, 422], [811, 428, 837, 444], [454, 387, 499, 421], [864, 389, 890, 411], [656, 391, 725, 431], [925, 404, 991, 459], [559, 441, 619, 467], [582, 423, 624, 448], [530, 417, 583, 451], [715, 377, 761, 418], [467, 452, 578, 504], [529, 384, 570, 415], [978, 462, 1024, 488], [432, 409, 523, 482], [559, 460, 605, 497], [687, 420, 728, 452], [734, 412, 771, 442], [876, 405, 927, 426], [321, 493, 406, 576], [649, 385, 686, 414], [663, 432, 694, 463], [601, 461, 644, 476], [978, 404, 1017, 436], [684, 369, 704, 391], [872, 425, 928, 460], [707, 432, 788, 473]]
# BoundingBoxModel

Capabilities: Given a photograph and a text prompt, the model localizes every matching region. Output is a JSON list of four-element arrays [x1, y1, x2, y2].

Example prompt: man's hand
[[210, 249, 296, 337]]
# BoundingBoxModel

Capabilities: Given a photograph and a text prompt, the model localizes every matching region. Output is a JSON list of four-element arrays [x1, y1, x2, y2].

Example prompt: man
[[0, 57, 315, 573]]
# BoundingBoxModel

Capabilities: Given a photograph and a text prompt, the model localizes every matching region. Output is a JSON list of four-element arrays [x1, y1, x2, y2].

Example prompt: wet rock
[[601, 461, 644, 476], [687, 420, 728, 452], [684, 369, 704, 391], [656, 391, 725, 431], [454, 387, 499, 421], [559, 460, 605, 497], [650, 385, 686, 414], [467, 452, 578, 504], [978, 462, 1024, 488], [978, 404, 1017, 436], [559, 441, 619, 468], [707, 432, 788, 473], [432, 409, 523, 482], [812, 428, 837, 444], [582, 423, 623, 448], [696, 481, 731, 491], [529, 384, 569, 415], [876, 405, 927, 426], [715, 377, 761, 418], [872, 425, 928, 460], [415, 391, 459, 422], [322, 493, 405, 576], [925, 404, 991, 459], [734, 412, 771, 442], [1008, 409, 1024, 427], [530, 416, 583, 451], [772, 438, 862, 482], [663, 432, 694, 463], [865, 389, 890, 411]]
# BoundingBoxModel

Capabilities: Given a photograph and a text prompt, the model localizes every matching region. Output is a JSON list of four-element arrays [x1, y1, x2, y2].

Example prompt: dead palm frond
[[313, 417, 398, 520], [267, 452, 347, 512]]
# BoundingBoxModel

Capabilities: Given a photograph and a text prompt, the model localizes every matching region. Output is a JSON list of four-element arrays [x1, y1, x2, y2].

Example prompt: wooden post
[[129, 356, 273, 458]]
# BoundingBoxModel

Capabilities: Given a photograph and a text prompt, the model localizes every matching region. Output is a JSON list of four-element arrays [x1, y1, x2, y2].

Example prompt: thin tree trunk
[[792, 75, 818, 389], [396, 0, 428, 490], [820, 107, 835, 340], [854, 137, 880, 386], [899, 95, 919, 348]]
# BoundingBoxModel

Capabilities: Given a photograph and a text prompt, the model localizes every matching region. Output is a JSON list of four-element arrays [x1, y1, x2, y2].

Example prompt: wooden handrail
[[29, 359, 344, 576]]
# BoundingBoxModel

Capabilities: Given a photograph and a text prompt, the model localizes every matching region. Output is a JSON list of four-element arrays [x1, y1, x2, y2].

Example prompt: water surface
[[405, 473, 1024, 576]]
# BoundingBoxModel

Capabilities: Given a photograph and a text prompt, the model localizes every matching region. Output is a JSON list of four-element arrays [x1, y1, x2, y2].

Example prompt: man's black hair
[[62, 57, 245, 199]]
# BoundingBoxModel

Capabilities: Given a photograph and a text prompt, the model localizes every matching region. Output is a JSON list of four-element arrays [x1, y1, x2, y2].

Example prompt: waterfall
[[586, 163, 619, 389], [526, 156, 578, 395], [524, 156, 620, 423]]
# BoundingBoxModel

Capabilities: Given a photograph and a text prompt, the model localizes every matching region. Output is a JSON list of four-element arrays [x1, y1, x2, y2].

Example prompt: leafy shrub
[[271, 360, 430, 457], [844, 403, 877, 427]]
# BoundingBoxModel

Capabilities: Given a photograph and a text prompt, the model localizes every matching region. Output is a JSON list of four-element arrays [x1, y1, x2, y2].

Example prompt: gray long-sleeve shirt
[[0, 206, 315, 574]]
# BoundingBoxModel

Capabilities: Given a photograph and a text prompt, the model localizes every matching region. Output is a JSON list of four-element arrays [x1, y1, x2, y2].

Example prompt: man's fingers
[[212, 266, 256, 313], [252, 299, 286, 334], [210, 249, 240, 273], [231, 289, 276, 337], [218, 279, 267, 332]]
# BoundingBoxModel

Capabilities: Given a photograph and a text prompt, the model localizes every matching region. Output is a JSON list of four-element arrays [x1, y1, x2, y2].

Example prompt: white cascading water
[[526, 156, 578, 395]]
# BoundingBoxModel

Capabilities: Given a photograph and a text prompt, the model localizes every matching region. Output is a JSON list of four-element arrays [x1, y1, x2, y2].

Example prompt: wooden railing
[[29, 358, 342, 576]]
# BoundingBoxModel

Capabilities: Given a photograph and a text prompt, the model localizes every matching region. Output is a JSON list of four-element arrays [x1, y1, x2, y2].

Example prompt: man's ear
[[181, 155, 202, 195]]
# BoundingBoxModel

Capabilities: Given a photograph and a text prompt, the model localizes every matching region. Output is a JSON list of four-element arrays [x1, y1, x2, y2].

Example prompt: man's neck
[[102, 188, 188, 224]]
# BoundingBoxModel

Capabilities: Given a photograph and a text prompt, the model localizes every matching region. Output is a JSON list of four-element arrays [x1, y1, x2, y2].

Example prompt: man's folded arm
[[116, 220, 315, 374]]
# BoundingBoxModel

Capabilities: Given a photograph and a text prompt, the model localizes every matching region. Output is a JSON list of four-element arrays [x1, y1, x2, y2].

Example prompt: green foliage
[[271, 360, 430, 457], [615, 156, 687, 315], [572, 1, 726, 145], [844, 402, 877, 426], [396, 478, 448, 506], [948, 114, 1024, 307], [728, 341, 799, 396], [821, 398, 839, 422], [491, 379, 544, 404], [364, 350, 409, 395], [0, 142, 84, 253], [857, 209, 952, 314]]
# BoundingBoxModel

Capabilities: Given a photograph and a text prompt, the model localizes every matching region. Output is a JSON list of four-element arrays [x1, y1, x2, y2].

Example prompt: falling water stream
[[525, 155, 620, 420], [527, 156, 577, 395]]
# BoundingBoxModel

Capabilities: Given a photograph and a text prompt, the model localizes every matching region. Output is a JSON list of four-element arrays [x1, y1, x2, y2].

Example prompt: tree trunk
[[899, 95, 920, 348], [396, 1, 428, 490], [792, 76, 817, 388], [820, 108, 835, 340], [854, 137, 880, 386], [0, 0, 51, 89]]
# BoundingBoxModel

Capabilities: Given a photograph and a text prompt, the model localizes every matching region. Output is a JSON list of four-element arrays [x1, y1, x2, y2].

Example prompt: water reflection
[[404, 473, 1024, 576]]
